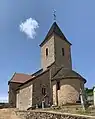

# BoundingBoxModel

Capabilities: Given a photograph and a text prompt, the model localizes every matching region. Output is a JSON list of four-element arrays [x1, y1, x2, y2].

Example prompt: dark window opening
[[46, 48, 48, 56], [42, 87, 46, 95], [57, 81, 60, 90], [62, 48, 64, 56], [79, 95, 81, 101]]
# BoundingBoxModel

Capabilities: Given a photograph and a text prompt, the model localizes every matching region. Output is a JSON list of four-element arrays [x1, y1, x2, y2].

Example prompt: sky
[[0, 0, 95, 101]]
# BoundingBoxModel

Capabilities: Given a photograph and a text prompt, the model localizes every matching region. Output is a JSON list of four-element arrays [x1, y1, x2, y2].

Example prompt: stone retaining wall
[[16, 110, 95, 119]]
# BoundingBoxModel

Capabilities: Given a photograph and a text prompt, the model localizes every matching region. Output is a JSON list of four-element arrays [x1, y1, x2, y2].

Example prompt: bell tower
[[40, 22, 72, 71]]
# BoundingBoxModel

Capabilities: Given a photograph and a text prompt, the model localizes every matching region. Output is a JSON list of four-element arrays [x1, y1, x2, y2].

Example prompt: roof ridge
[[15, 73, 31, 76], [52, 67, 63, 78], [8, 72, 16, 84]]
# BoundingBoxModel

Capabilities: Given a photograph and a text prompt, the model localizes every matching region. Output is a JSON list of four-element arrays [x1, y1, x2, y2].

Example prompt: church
[[8, 22, 86, 110]]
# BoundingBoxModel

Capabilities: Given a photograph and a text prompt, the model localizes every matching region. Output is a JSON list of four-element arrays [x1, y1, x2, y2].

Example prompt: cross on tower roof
[[53, 10, 56, 21]]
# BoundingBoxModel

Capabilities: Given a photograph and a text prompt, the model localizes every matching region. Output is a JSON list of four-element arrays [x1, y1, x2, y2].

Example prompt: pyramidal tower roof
[[40, 22, 72, 47]]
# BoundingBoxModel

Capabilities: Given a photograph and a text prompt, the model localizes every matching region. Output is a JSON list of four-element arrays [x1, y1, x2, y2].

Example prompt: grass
[[42, 105, 95, 116]]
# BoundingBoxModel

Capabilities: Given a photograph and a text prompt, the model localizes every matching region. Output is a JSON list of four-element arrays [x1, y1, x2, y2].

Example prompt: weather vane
[[53, 10, 56, 21]]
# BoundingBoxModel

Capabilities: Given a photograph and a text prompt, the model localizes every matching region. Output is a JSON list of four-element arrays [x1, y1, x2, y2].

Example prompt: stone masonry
[[16, 70, 51, 110], [9, 82, 21, 107], [41, 35, 55, 71], [16, 110, 95, 119], [51, 78, 84, 106]]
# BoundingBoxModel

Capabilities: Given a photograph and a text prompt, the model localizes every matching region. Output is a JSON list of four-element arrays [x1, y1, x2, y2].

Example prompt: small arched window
[[57, 81, 60, 90], [42, 87, 46, 95], [46, 48, 48, 56]]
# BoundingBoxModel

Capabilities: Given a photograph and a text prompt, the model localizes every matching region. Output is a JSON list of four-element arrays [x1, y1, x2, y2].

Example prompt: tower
[[40, 22, 72, 71]]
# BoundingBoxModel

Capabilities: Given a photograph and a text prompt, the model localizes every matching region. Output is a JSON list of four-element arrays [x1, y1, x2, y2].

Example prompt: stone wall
[[51, 78, 84, 105], [32, 70, 51, 106], [8, 82, 21, 107], [40, 33, 72, 71], [16, 82, 33, 110], [17, 70, 51, 110], [58, 78, 84, 105], [51, 80, 57, 105], [41, 35, 55, 71], [54, 34, 72, 69], [16, 110, 94, 119]]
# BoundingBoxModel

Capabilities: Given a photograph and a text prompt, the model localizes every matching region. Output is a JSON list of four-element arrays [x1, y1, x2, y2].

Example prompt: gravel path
[[0, 108, 21, 119]]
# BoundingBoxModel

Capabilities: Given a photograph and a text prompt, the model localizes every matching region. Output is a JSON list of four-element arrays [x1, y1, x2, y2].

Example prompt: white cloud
[[19, 18, 39, 39]]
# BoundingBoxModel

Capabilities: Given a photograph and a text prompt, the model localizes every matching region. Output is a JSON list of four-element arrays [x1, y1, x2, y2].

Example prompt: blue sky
[[0, 0, 95, 100]]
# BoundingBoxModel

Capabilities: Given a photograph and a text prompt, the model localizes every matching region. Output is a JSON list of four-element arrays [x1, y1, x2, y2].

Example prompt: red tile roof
[[9, 73, 34, 83]]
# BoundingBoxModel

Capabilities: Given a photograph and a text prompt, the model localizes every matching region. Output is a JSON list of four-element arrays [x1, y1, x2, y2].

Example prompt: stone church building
[[8, 22, 86, 110]]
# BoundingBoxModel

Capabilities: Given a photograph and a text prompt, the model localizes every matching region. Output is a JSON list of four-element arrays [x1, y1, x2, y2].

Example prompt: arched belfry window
[[62, 48, 64, 56], [46, 48, 48, 56]]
